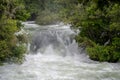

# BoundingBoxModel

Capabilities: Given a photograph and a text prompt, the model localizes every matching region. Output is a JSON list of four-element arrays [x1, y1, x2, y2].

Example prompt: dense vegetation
[[79, 0, 120, 62], [57, 0, 120, 62], [35, 0, 61, 25], [0, 0, 120, 63], [0, 0, 29, 64]]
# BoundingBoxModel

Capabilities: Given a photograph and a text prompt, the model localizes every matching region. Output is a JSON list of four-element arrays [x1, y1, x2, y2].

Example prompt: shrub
[[87, 45, 120, 62], [36, 10, 59, 25], [0, 41, 11, 62], [16, 34, 28, 43], [11, 45, 27, 63], [75, 36, 95, 47]]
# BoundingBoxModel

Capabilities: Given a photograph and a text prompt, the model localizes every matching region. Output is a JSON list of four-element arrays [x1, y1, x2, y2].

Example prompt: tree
[[58, 0, 120, 62], [0, 0, 29, 63]]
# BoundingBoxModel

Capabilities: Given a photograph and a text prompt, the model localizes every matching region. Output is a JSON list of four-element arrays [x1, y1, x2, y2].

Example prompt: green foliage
[[36, 10, 59, 25], [112, 37, 120, 52], [0, 0, 28, 64], [15, 9, 30, 21], [83, 1, 120, 62], [0, 41, 11, 62], [0, 17, 17, 41], [54, 0, 79, 24], [87, 45, 120, 62], [87, 45, 109, 62], [16, 34, 28, 43], [35, 0, 62, 25], [107, 3, 120, 31], [24, 0, 46, 20], [75, 36, 95, 47], [16, 21, 24, 29], [58, 0, 120, 62], [11, 45, 26, 63], [0, 0, 29, 20]]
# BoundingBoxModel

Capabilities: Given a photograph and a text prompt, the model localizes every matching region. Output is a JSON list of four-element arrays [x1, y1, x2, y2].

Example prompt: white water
[[0, 22, 120, 80]]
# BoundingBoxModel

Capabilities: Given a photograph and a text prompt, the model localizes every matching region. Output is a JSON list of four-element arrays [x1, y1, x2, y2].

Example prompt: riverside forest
[[0, 0, 120, 80]]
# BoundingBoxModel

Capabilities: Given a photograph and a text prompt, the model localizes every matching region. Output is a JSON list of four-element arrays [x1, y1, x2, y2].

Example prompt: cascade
[[0, 22, 120, 80]]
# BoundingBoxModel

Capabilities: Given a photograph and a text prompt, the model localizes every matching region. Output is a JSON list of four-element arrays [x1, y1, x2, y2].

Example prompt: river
[[0, 22, 120, 80]]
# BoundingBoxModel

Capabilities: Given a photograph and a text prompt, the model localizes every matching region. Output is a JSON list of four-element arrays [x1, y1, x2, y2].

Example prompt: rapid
[[0, 22, 120, 80]]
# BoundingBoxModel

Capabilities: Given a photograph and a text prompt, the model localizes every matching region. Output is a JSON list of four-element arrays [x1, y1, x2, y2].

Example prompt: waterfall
[[30, 24, 79, 57], [0, 22, 120, 80]]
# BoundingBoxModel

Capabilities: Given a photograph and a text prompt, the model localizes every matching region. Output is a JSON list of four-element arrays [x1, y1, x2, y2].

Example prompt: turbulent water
[[0, 22, 120, 80]]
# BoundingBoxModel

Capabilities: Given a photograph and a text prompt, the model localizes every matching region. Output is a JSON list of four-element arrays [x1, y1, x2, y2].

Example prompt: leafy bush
[[87, 45, 120, 62], [36, 10, 59, 25], [67, 1, 120, 62], [0, 0, 29, 64], [0, 40, 27, 64], [75, 36, 96, 47], [0, 41, 11, 62], [16, 34, 28, 43], [11, 45, 26, 63], [87, 45, 109, 62]]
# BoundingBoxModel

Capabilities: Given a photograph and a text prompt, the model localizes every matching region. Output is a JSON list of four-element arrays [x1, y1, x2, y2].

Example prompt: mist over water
[[0, 22, 120, 80]]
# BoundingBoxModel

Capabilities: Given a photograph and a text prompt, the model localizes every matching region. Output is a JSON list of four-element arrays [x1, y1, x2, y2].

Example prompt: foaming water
[[0, 22, 120, 80]]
